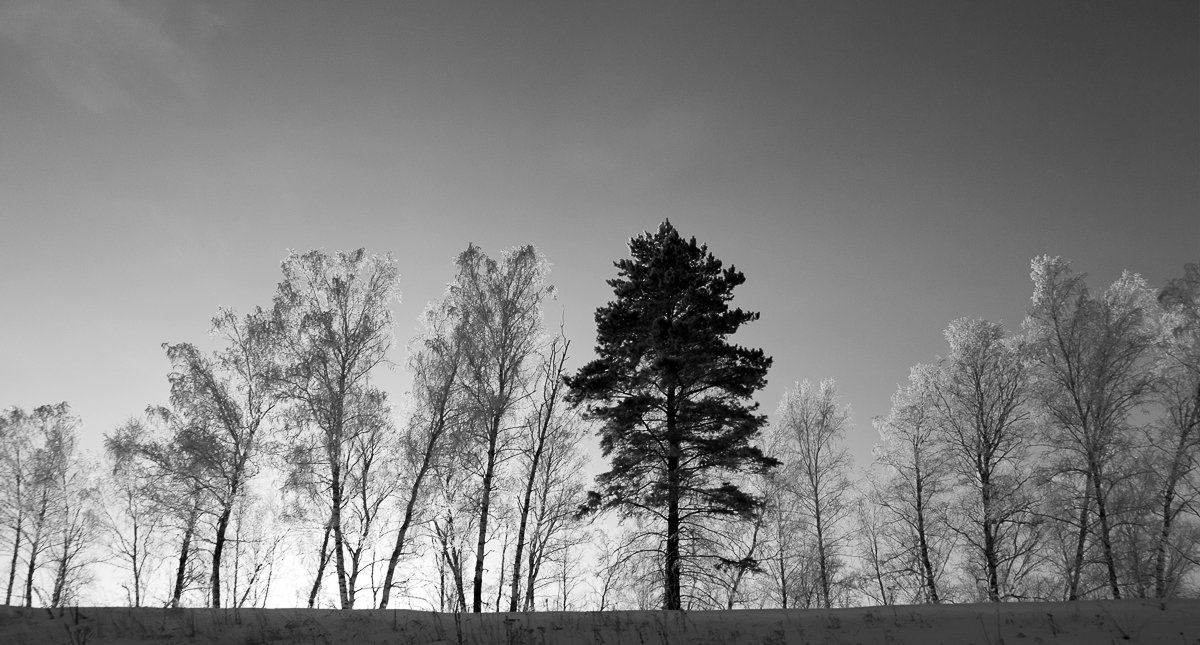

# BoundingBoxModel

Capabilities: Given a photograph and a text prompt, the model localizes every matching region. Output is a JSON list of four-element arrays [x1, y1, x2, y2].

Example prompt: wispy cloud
[[0, 0, 221, 113]]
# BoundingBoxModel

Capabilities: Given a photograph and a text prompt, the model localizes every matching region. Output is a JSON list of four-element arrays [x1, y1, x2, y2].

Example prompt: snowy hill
[[2, 600, 1197, 644]]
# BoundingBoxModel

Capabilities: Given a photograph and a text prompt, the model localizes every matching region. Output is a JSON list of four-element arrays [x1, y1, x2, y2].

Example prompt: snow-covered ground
[[2, 600, 1197, 644]]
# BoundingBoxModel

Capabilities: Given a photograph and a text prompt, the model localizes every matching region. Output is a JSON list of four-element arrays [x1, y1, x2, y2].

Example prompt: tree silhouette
[[567, 220, 776, 610]]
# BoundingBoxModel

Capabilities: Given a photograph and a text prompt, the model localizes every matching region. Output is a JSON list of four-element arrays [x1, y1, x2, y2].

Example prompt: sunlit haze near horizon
[[1, 1, 1196, 478]]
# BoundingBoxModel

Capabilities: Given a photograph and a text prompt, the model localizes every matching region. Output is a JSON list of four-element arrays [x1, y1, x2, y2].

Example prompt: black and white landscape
[[0, 2, 1196, 643]]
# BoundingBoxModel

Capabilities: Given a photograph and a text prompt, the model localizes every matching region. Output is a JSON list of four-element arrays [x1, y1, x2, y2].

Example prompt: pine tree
[[566, 220, 776, 610]]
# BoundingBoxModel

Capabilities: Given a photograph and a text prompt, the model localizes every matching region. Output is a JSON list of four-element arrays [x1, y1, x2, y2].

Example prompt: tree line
[[1, 222, 1197, 611]]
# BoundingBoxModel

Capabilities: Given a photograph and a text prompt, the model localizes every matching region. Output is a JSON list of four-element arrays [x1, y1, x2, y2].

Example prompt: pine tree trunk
[[664, 390, 682, 611], [665, 467, 682, 610]]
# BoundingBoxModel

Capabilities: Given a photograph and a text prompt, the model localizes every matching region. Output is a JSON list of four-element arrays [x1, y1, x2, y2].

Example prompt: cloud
[[0, 0, 217, 113]]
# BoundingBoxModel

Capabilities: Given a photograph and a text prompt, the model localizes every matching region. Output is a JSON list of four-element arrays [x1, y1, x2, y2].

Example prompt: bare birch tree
[[102, 419, 167, 607], [1, 404, 101, 607], [273, 248, 399, 609], [873, 363, 952, 603], [46, 458, 101, 608], [518, 413, 589, 611], [932, 318, 1040, 602], [0, 407, 33, 606], [163, 306, 282, 608], [449, 243, 552, 612], [379, 296, 469, 608], [771, 379, 853, 608], [507, 333, 570, 611], [752, 421, 812, 609], [1148, 262, 1200, 597], [19, 404, 79, 607], [429, 455, 479, 612], [109, 406, 215, 608], [1024, 256, 1158, 599]]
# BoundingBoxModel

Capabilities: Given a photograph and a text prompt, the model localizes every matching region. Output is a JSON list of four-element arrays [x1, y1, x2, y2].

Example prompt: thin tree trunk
[[261, 559, 274, 608], [1090, 460, 1121, 599], [778, 524, 788, 609], [1067, 473, 1092, 600], [328, 402, 352, 609], [171, 509, 198, 608], [346, 537, 366, 609], [814, 503, 830, 608], [4, 521, 21, 606], [981, 473, 1000, 602], [231, 516, 242, 608], [1152, 465, 1180, 594], [471, 412, 502, 613], [914, 467, 939, 603], [523, 540, 541, 611], [436, 516, 467, 611], [1155, 485, 1178, 598], [24, 490, 49, 608], [874, 548, 888, 605], [1154, 414, 1196, 598], [379, 434, 438, 608], [210, 503, 233, 608], [330, 472, 350, 608], [451, 546, 467, 611], [307, 513, 336, 601], [307, 517, 333, 608], [50, 544, 68, 608], [131, 517, 142, 607], [508, 434, 544, 612], [437, 544, 447, 611], [495, 531, 507, 611], [559, 550, 568, 610], [725, 517, 761, 609], [525, 455, 559, 611], [211, 447, 250, 608], [509, 344, 566, 612], [4, 470, 23, 607]]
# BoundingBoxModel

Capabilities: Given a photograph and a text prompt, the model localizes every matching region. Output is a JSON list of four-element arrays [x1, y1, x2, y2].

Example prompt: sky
[[0, 0, 1196, 473]]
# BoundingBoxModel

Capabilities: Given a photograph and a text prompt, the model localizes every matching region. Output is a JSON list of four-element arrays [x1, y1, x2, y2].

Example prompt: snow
[[1, 600, 1197, 644]]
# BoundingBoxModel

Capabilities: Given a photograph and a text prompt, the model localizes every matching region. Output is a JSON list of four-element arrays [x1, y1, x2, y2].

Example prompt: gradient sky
[[1, 1, 1196, 472]]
